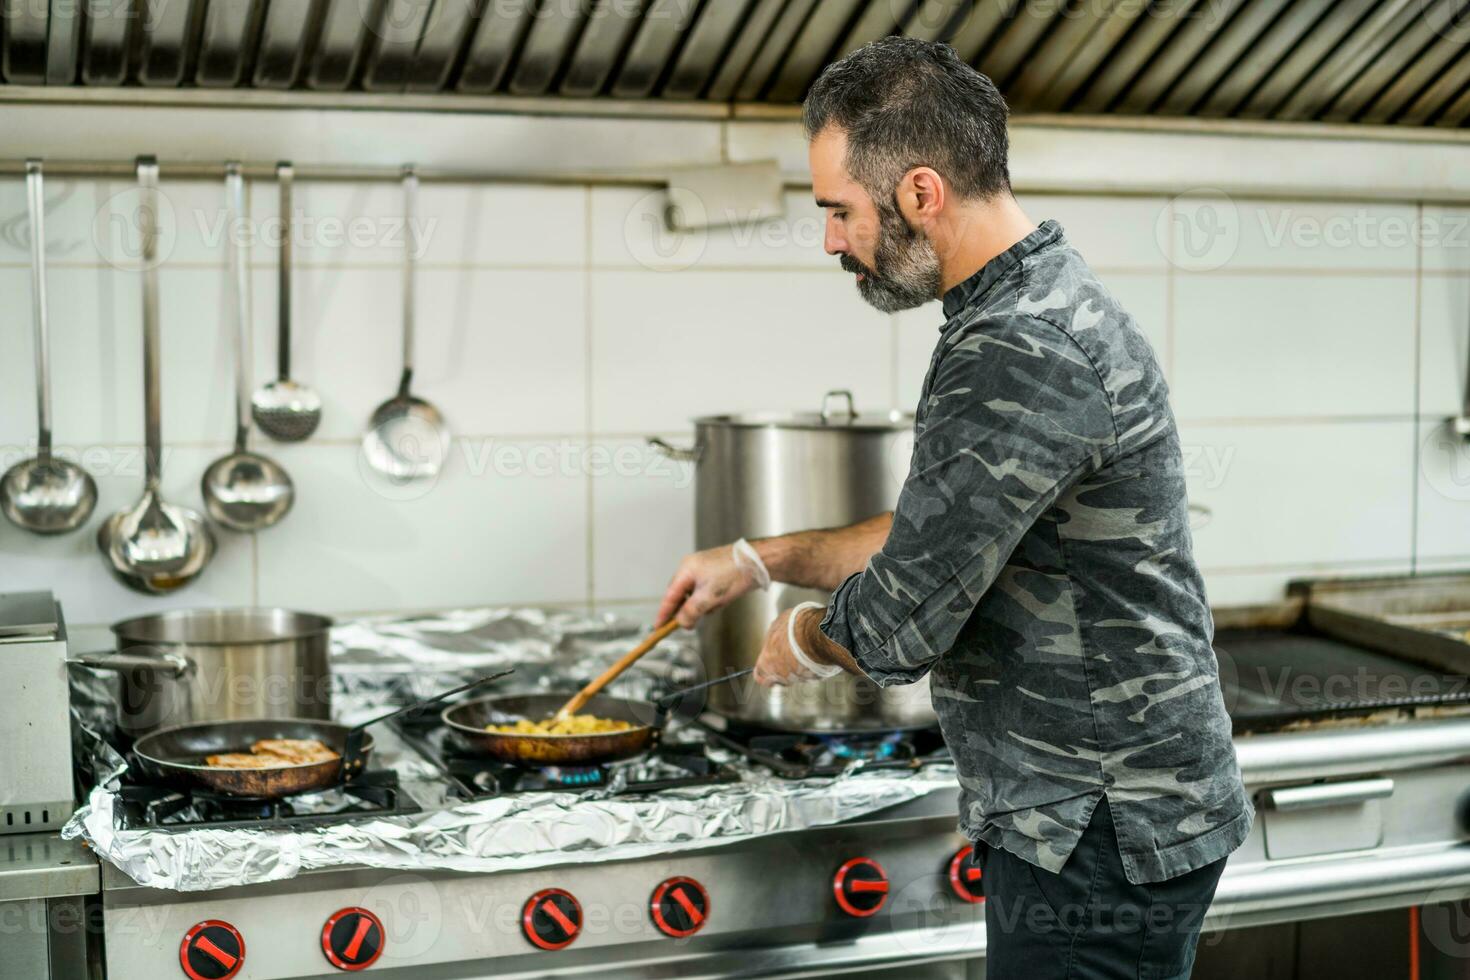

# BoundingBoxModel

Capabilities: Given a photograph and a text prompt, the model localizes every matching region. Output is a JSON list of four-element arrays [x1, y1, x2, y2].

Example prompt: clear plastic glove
[[656, 538, 771, 630], [754, 603, 843, 686]]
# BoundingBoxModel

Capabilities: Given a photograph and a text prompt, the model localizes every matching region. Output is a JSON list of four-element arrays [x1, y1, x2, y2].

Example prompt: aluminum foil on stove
[[64, 607, 957, 892], [329, 607, 701, 715]]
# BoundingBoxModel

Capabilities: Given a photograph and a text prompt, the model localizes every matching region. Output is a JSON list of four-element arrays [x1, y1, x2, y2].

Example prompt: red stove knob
[[179, 920, 245, 980], [833, 857, 889, 918], [522, 888, 583, 950], [650, 876, 711, 938], [321, 907, 386, 971], [948, 845, 985, 904]]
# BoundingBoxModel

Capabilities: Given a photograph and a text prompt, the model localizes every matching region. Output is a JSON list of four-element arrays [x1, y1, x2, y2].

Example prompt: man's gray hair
[[802, 37, 1011, 202]]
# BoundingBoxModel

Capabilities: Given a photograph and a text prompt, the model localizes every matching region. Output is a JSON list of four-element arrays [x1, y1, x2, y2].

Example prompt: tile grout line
[[0, 418, 1436, 455], [247, 177, 261, 609], [584, 185, 596, 615], [1164, 197, 1176, 378], [1411, 200, 1425, 576]]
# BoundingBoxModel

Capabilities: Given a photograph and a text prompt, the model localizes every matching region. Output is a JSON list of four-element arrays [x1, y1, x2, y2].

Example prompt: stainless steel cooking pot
[[651, 390, 936, 732], [69, 608, 332, 736]]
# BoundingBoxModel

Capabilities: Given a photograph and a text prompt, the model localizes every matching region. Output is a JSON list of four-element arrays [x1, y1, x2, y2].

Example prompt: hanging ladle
[[202, 163, 295, 532], [251, 162, 322, 442], [0, 159, 99, 535], [361, 165, 451, 481], [98, 157, 216, 595]]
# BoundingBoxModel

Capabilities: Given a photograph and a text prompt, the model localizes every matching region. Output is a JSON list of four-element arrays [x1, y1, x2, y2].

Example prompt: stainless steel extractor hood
[[1, 0, 1468, 127]]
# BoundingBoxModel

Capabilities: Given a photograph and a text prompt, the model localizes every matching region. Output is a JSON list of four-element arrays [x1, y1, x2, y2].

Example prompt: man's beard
[[840, 202, 942, 313]]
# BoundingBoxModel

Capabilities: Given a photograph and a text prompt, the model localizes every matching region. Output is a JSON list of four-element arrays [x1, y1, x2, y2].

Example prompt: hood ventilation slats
[[0, 0, 1466, 127]]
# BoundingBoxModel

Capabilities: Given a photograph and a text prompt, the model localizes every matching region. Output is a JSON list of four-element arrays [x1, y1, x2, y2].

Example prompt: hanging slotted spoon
[[97, 157, 216, 594]]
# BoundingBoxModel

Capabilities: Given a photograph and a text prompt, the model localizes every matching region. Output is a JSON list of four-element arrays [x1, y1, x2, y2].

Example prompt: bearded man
[[656, 37, 1251, 980]]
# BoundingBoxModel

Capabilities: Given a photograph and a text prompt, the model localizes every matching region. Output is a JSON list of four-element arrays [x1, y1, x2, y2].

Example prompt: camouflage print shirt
[[819, 220, 1252, 885]]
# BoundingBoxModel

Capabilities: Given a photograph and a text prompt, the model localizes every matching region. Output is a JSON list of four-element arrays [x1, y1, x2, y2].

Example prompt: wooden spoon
[[554, 620, 680, 721]]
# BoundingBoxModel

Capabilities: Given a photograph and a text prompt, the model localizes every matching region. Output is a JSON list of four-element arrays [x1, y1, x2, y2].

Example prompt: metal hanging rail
[[0, 159, 671, 187]]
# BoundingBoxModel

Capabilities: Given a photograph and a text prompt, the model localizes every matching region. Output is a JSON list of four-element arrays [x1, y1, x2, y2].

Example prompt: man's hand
[[655, 544, 763, 630], [754, 606, 855, 687]]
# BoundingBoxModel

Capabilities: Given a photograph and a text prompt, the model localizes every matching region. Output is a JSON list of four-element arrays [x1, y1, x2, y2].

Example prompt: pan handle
[[67, 648, 192, 677], [654, 667, 754, 717], [342, 669, 515, 771]]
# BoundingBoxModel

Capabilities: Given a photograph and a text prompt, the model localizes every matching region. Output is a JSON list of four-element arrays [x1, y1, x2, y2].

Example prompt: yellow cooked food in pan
[[486, 715, 635, 736]]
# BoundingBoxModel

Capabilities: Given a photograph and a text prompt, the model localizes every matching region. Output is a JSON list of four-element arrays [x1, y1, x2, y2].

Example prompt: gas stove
[[83, 705, 979, 980], [60, 584, 1470, 979]]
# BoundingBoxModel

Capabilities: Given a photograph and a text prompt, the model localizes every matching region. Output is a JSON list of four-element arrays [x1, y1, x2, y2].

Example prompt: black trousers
[[976, 799, 1226, 980]]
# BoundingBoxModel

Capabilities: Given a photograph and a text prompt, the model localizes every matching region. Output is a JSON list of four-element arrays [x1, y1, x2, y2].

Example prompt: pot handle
[[647, 437, 703, 463], [820, 389, 856, 424], [67, 648, 193, 677]]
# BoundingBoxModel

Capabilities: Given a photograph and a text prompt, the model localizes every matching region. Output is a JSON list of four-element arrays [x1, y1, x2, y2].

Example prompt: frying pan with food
[[442, 667, 754, 766], [132, 670, 513, 799]]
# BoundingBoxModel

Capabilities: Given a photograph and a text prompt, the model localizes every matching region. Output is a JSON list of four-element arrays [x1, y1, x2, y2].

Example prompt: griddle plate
[[1215, 628, 1470, 732]]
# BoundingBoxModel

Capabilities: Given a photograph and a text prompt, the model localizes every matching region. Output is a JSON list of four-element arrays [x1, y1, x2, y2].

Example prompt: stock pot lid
[[694, 390, 912, 432], [693, 410, 913, 432]]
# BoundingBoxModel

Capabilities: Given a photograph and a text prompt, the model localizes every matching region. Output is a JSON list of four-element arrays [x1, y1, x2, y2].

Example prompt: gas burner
[[696, 716, 949, 778], [817, 731, 907, 764], [390, 711, 740, 799], [114, 768, 422, 831]]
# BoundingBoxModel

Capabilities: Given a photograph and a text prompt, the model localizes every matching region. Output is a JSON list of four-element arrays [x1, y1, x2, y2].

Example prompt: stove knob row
[[321, 906, 387, 971], [650, 876, 710, 938], [833, 857, 890, 917], [179, 920, 245, 980], [180, 908, 388, 977], [523, 887, 584, 950], [948, 845, 985, 904]]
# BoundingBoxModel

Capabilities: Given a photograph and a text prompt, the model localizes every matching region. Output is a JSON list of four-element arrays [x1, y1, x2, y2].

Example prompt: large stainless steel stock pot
[[652, 390, 936, 732]]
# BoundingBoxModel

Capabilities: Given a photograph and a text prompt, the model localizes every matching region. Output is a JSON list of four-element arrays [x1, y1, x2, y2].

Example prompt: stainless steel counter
[[0, 833, 98, 902], [1, 833, 99, 980]]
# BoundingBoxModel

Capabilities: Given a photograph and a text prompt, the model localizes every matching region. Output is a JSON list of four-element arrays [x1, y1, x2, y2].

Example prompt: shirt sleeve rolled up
[[820, 313, 1119, 686]]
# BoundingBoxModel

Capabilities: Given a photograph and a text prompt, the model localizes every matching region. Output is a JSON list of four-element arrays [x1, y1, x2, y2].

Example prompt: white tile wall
[[588, 268, 891, 433], [589, 437, 697, 604], [1171, 273, 1416, 420], [1416, 418, 1470, 562], [1419, 270, 1470, 419], [1199, 198, 1420, 273], [1421, 206, 1470, 276], [253, 441, 588, 613], [1179, 420, 1415, 569], [1, 165, 1464, 625], [1017, 193, 1172, 271]]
